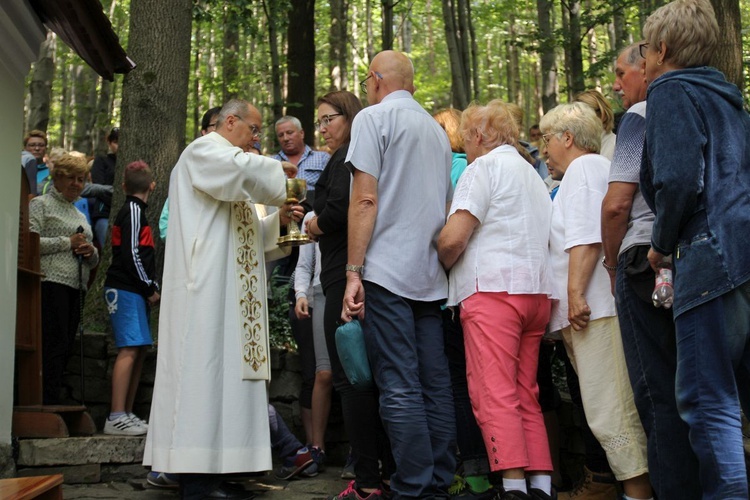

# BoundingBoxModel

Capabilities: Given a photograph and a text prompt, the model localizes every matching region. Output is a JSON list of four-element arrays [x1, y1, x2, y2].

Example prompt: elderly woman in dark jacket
[[640, 0, 750, 497], [29, 154, 99, 404]]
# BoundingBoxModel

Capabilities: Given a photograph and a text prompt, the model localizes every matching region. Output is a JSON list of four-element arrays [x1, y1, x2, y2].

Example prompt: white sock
[[529, 474, 552, 494], [503, 478, 528, 494], [623, 496, 654, 500]]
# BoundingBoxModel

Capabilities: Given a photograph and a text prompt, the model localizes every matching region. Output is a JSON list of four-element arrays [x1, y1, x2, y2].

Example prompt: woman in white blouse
[[540, 102, 652, 500], [437, 100, 556, 500]]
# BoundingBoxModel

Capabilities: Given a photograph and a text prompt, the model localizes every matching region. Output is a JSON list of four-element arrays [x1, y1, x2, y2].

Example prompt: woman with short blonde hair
[[541, 104, 653, 500], [439, 100, 556, 499], [540, 103, 602, 156]]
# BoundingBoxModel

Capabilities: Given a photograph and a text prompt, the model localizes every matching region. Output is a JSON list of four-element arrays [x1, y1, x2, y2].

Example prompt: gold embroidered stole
[[231, 201, 270, 380]]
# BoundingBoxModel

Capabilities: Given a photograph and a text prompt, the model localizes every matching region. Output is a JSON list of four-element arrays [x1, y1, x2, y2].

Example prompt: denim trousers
[[674, 280, 750, 500], [364, 282, 456, 499], [268, 404, 303, 462], [615, 252, 701, 498], [442, 307, 489, 476]]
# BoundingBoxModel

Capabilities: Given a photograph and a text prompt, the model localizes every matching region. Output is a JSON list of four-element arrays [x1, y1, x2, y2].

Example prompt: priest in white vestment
[[143, 99, 299, 499]]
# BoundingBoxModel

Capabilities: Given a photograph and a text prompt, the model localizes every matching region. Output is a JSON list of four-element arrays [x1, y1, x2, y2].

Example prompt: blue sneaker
[[310, 446, 327, 473], [341, 448, 356, 479], [146, 471, 179, 489], [275, 447, 316, 480]]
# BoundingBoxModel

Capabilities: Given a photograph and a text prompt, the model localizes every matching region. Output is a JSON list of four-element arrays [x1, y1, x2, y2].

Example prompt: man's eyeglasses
[[360, 72, 383, 95], [638, 43, 649, 59], [315, 113, 342, 131], [541, 133, 555, 146], [233, 115, 262, 139]]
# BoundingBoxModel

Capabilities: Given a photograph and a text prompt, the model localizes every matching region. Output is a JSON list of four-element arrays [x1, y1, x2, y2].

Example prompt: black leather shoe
[[205, 482, 256, 499]]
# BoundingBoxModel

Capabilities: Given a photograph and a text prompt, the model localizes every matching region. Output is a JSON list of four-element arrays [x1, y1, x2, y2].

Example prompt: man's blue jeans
[[268, 404, 303, 462], [615, 250, 701, 498], [363, 282, 456, 499], [674, 280, 750, 500]]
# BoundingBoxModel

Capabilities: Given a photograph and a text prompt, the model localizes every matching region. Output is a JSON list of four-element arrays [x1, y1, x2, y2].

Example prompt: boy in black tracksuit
[[102, 161, 159, 436]]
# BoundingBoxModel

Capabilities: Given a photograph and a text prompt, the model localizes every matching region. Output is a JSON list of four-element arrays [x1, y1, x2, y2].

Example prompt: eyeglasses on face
[[315, 113, 343, 130], [360, 72, 384, 94], [541, 133, 556, 146], [233, 115, 262, 139], [638, 43, 649, 59]]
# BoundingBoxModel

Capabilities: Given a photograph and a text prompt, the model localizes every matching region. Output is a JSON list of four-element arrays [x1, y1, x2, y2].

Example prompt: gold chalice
[[278, 178, 312, 247]]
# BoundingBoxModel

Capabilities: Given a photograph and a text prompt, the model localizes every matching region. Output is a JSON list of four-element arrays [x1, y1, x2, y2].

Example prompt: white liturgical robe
[[143, 132, 288, 474]]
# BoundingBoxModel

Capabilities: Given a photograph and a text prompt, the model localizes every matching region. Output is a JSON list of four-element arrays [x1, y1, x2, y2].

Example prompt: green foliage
[[268, 268, 297, 351]]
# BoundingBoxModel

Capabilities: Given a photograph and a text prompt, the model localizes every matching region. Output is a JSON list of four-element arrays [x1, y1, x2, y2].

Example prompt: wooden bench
[[0, 474, 63, 500]]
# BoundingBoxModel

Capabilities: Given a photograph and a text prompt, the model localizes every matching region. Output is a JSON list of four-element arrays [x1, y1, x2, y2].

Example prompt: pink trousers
[[460, 292, 553, 472]]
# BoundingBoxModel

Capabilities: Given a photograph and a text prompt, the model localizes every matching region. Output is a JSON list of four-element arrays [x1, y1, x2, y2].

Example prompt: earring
[[657, 60, 663, 66]]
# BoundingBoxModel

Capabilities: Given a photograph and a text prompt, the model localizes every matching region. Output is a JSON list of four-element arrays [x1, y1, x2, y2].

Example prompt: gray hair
[[539, 103, 602, 154], [621, 42, 644, 67], [216, 99, 252, 127], [643, 0, 718, 68], [275, 116, 302, 131]]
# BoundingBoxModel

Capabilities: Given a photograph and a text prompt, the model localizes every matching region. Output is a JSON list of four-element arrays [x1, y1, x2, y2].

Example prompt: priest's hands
[[281, 161, 298, 178], [280, 203, 305, 226]]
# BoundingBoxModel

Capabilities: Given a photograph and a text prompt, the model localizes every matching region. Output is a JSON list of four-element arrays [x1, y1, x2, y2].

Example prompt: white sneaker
[[103, 414, 148, 436], [128, 413, 148, 429]]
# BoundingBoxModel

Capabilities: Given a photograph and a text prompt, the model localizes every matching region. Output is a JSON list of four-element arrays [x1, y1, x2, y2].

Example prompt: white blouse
[[446, 145, 557, 305]]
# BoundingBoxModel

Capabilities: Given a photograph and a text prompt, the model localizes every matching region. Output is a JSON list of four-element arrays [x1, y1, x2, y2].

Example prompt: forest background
[[22, 0, 750, 339]]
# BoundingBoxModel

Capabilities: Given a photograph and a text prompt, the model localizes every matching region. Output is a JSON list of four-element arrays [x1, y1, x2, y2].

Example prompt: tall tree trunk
[[537, 0, 557, 112], [192, 23, 202, 138], [329, 0, 349, 90], [400, 12, 412, 53], [709, 0, 743, 89], [613, 5, 627, 51], [28, 31, 56, 133], [466, 1, 479, 102], [560, 0, 573, 101], [286, 0, 316, 144], [587, 4, 600, 91], [382, 0, 394, 50], [426, 0, 436, 77], [456, 0, 472, 100], [70, 65, 97, 154], [566, 0, 585, 98], [509, 17, 521, 104], [441, 0, 469, 109], [59, 58, 70, 149], [262, 0, 284, 122], [366, 0, 375, 60], [118, 0, 192, 263], [222, 5, 240, 102], [92, 78, 113, 156]]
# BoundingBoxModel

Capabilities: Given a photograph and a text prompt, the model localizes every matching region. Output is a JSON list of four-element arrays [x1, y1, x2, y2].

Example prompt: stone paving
[[63, 466, 350, 499]]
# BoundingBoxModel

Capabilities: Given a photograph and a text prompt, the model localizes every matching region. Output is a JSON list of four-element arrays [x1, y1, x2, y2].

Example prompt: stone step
[[17, 434, 145, 466]]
